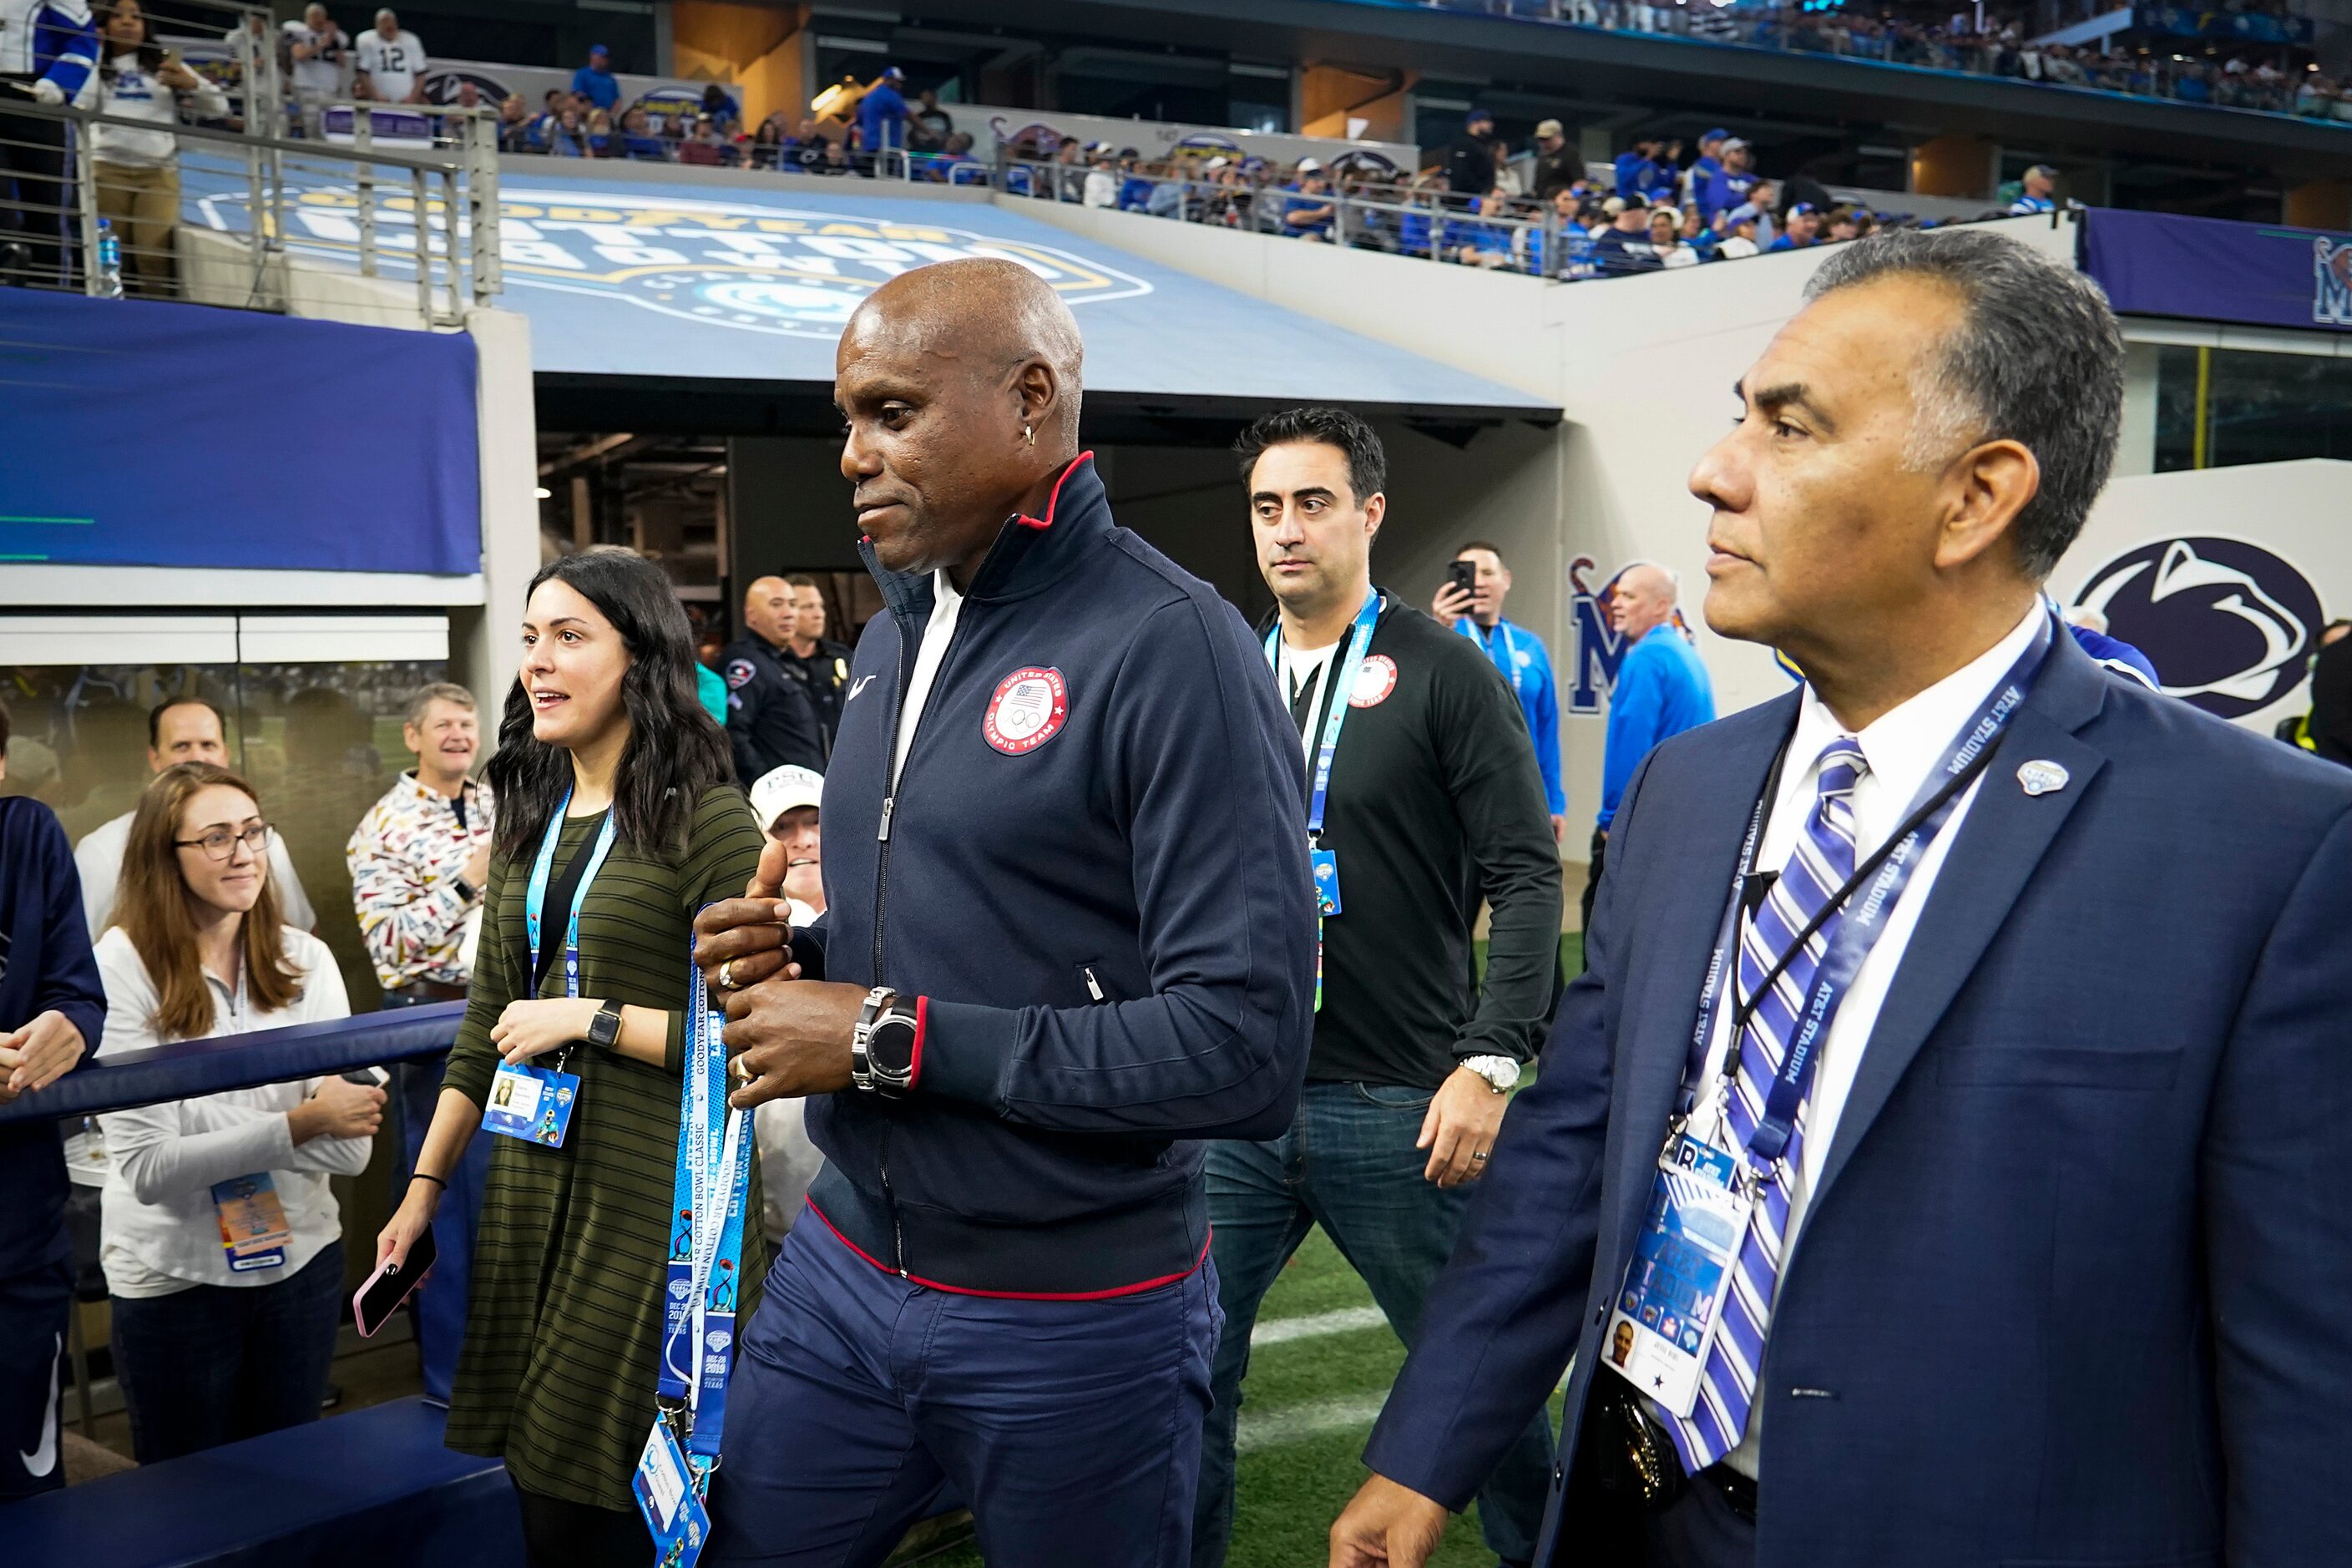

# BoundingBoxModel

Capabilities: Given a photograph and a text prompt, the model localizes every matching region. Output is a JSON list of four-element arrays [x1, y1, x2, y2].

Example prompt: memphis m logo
[[2319, 237, 2352, 329], [1567, 555, 1630, 716]]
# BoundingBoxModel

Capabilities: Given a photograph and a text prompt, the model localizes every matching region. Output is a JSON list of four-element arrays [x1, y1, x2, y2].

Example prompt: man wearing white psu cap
[[746, 765, 827, 1242]]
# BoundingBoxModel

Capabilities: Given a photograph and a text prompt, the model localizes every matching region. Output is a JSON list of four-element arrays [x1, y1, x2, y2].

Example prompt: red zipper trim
[[804, 1199, 1208, 1301], [908, 994, 927, 1090], [1014, 450, 1096, 530]]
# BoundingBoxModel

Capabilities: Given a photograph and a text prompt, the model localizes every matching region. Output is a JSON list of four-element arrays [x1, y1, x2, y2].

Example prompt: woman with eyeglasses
[[93, 761, 384, 1464]]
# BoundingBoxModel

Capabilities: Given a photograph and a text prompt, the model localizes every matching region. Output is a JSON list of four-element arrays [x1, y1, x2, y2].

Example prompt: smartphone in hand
[[353, 1224, 438, 1337]]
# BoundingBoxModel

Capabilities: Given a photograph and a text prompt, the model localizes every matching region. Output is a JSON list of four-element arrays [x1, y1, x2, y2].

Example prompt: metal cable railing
[[0, 94, 499, 326]]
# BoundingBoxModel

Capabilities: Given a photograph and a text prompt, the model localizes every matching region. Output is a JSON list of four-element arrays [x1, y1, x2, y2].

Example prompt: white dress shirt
[[892, 570, 965, 790], [94, 927, 369, 1297], [1699, 603, 2043, 1476]]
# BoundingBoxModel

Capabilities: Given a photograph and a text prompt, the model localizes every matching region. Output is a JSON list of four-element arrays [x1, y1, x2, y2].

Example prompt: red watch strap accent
[[908, 995, 928, 1090]]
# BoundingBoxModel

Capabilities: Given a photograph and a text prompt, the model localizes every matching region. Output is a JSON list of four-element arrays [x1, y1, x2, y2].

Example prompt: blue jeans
[[382, 990, 492, 1405], [706, 1211, 1221, 1568], [1194, 1080, 1555, 1568], [109, 1240, 343, 1464]]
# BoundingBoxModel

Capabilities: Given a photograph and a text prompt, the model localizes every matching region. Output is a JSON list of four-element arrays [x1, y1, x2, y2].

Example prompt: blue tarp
[[0, 288, 480, 573], [2081, 208, 2352, 334], [185, 171, 1556, 414]]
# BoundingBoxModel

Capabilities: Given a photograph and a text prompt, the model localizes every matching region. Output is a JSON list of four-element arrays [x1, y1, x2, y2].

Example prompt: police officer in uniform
[[784, 574, 854, 747], [724, 575, 826, 782]]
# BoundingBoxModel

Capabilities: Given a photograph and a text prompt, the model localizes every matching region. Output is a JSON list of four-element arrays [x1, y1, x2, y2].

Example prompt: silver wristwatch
[[1459, 1054, 1520, 1095], [851, 985, 921, 1096]]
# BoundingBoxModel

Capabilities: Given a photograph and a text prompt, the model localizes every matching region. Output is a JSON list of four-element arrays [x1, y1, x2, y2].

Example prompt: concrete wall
[[1005, 196, 2081, 825]]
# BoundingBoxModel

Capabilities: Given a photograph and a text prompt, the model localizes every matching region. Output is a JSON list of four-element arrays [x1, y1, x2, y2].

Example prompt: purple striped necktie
[[1657, 735, 1869, 1474]]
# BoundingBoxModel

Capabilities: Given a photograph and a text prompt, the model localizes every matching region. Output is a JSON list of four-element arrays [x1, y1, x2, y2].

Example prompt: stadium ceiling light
[[534, 486, 553, 499]]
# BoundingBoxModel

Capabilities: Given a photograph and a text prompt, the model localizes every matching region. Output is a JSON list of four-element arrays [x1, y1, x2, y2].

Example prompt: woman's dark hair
[[488, 548, 734, 862], [96, 1, 164, 80]]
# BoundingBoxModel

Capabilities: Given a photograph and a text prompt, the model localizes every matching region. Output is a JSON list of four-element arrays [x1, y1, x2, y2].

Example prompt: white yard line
[[1237, 1394, 1391, 1454], [1249, 1305, 1389, 1348]]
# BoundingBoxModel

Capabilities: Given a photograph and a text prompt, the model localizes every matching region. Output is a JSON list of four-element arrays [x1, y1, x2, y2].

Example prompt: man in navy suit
[[1332, 228, 2352, 1566]]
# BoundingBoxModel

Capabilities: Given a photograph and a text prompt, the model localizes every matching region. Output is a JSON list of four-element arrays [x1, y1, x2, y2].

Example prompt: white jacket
[[95, 927, 368, 1297]]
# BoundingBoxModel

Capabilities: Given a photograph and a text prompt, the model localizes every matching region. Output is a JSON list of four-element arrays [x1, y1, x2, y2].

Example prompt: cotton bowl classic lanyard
[[1682, 609, 2056, 1169], [639, 933, 751, 1565], [483, 789, 616, 1150], [1454, 616, 1522, 695], [1265, 589, 1381, 1012]]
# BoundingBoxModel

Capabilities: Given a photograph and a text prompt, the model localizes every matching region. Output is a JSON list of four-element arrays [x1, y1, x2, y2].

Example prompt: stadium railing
[[1393, 0, 2342, 123], [0, 1, 500, 326]]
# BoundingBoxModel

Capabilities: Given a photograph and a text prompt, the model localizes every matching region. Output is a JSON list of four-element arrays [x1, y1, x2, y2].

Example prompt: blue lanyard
[[1454, 617, 1522, 695], [524, 787, 618, 1001], [658, 933, 751, 1469], [1683, 612, 2056, 1169], [1266, 590, 1382, 841]]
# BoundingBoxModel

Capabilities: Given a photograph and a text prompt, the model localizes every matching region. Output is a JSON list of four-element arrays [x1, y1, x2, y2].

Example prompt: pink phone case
[[352, 1253, 422, 1337]]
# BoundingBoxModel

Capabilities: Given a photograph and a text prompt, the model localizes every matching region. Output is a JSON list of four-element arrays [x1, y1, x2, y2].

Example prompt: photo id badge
[[211, 1172, 291, 1272], [481, 1060, 581, 1149], [1309, 848, 1343, 917], [633, 1417, 711, 1568], [1601, 1130, 1753, 1419]]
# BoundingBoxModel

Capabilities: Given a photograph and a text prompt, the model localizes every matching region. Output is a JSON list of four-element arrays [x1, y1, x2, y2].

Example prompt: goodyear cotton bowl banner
[[2080, 208, 2352, 333], [185, 172, 1549, 411]]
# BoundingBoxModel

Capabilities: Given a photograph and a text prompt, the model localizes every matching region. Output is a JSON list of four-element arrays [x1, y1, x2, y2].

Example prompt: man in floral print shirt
[[345, 680, 493, 1399]]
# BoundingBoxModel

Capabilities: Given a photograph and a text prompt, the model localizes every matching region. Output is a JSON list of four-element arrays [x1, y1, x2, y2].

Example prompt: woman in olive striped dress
[[377, 549, 765, 1567]]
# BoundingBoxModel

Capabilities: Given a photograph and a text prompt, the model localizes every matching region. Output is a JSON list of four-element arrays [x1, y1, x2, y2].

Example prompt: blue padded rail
[[0, 1003, 468, 1126], [2, 1397, 522, 1565]]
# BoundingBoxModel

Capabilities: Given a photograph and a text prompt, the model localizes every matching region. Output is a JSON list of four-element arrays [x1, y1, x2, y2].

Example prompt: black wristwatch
[[452, 876, 479, 903], [851, 986, 921, 1096], [586, 1002, 624, 1050]]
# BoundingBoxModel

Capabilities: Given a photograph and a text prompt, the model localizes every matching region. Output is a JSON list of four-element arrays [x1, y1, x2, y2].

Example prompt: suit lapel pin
[[2016, 760, 2069, 797]]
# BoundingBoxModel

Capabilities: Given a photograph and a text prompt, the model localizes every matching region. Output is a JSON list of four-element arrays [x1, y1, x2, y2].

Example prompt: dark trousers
[[1194, 1082, 1555, 1568], [0, 84, 72, 286], [1580, 826, 1609, 938], [513, 1475, 653, 1568], [1641, 1476, 1758, 1567], [109, 1241, 343, 1464], [382, 990, 493, 1404], [706, 1212, 1220, 1567], [0, 1255, 72, 1500]]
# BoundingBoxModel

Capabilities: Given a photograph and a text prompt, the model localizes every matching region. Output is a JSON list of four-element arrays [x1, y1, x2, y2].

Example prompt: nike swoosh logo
[[19, 1332, 58, 1478], [847, 675, 876, 701]]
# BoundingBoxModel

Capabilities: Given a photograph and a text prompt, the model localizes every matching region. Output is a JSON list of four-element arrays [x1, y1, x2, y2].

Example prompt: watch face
[[869, 1015, 918, 1077]]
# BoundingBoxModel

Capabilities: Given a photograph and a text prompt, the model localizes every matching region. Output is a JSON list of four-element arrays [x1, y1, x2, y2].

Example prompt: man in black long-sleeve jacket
[[721, 574, 826, 782], [1191, 408, 1563, 1568], [0, 700, 103, 1501], [690, 259, 1314, 1568]]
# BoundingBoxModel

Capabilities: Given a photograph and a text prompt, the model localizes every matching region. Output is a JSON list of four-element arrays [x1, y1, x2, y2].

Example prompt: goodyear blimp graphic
[[194, 185, 1152, 339]]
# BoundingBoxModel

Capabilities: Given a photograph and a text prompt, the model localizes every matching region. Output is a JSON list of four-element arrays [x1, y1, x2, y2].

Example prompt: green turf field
[[922, 935, 1582, 1567]]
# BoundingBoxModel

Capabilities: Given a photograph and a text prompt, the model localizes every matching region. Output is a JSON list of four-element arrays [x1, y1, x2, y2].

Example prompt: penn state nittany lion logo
[[192, 185, 1150, 340], [2072, 536, 2324, 720], [2317, 237, 2352, 329]]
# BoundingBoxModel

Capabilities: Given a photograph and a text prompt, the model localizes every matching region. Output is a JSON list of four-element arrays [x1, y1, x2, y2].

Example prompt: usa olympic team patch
[[1349, 655, 1399, 709], [983, 667, 1069, 755]]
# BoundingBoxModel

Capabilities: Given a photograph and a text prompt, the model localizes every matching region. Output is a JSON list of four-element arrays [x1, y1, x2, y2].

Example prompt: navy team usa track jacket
[[796, 454, 1318, 1298]]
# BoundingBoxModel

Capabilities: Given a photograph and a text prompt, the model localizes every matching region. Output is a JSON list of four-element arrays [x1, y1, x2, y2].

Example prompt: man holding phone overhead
[[1434, 543, 1568, 840]]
